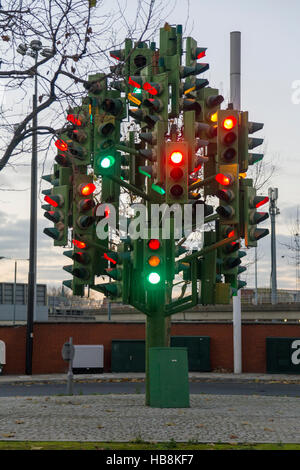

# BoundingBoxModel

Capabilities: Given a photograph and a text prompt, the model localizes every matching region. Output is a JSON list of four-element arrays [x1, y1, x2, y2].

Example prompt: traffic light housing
[[240, 178, 269, 247], [215, 109, 239, 226], [56, 105, 92, 167], [165, 141, 188, 204], [238, 111, 264, 172], [195, 87, 224, 197], [63, 172, 97, 288], [42, 165, 72, 246], [217, 110, 239, 164], [215, 163, 239, 225], [143, 238, 166, 288], [104, 240, 131, 303]]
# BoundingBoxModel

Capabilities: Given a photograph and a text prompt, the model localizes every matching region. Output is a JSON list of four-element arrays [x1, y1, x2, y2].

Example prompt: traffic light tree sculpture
[[42, 24, 269, 406]]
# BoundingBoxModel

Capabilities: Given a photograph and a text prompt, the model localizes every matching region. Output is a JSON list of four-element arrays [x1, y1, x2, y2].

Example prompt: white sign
[[291, 340, 300, 365]]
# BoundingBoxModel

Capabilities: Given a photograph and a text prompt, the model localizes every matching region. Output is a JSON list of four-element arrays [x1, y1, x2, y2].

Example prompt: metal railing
[[48, 295, 103, 315]]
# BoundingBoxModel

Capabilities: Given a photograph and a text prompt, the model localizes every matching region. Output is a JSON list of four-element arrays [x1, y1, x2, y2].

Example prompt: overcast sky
[[0, 0, 299, 294]]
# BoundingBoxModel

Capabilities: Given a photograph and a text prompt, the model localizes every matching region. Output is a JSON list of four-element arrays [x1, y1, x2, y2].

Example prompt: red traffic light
[[148, 239, 160, 250], [72, 239, 87, 249], [55, 139, 68, 151], [223, 226, 236, 238], [79, 183, 96, 196], [222, 116, 237, 131], [67, 114, 82, 126], [170, 151, 184, 165], [215, 173, 234, 186]]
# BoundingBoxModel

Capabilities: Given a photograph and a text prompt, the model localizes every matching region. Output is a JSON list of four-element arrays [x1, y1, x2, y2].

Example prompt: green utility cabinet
[[266, 337, 300, 374], [171, 336, 211, 371], [111, 340, 145, 372], [148, 347, 190, 408]]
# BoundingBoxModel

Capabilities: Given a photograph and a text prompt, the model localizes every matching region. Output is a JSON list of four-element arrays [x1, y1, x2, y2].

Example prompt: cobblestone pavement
[[0, 393, 299, 443]]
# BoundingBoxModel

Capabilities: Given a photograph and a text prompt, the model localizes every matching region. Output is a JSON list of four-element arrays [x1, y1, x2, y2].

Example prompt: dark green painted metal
[[111, 340, 146, 372], [171, 336, 211, 372], [148, 347, 190, 408]]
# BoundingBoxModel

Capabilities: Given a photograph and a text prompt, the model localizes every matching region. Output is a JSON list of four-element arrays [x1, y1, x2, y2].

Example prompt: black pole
[[25, 52, 38, 375]]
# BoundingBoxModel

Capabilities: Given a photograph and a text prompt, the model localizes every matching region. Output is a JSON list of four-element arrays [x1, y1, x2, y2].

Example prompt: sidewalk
[[0, 371, 300, 442], [0, 371, 300, 384]]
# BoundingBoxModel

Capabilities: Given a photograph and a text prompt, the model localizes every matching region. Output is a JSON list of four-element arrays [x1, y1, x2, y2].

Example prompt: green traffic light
[[147, 272, 161, 284], [100, 155, 115, 169]]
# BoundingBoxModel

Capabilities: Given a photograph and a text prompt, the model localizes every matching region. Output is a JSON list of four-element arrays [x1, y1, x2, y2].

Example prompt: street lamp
[[17, 39, 55, 375], [0, 257, 29, 325], [269, 188, 280, 305]]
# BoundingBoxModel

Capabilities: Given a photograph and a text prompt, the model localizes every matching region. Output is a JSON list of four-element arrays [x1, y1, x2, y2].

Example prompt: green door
[[266, 337, 300, 373], [111, 340, 145, 372], [171, 336, 211, 371]]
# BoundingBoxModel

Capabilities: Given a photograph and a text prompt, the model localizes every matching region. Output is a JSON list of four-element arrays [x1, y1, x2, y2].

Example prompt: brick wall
[[0, 322, 300, 375]]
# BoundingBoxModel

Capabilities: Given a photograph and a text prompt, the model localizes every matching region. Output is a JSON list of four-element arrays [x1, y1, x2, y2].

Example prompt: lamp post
[[17, 40, 54, 375], [269, 187, 280, 305], [0, 257, 29, 324]]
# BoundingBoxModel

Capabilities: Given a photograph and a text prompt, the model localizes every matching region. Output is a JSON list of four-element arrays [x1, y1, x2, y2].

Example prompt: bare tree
[[0, 0, 172, 173]]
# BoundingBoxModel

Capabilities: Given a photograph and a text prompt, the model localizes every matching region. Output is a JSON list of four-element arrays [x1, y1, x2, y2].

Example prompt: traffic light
[[92, 77, 122, 220], [75, 178, 96, 232], [94, 117, 120, 178], [217, 110, 239, 164], [63, 234, 93, 297], [240, 178, 269, 247], [165, 141, 188, 204], [63, 171, 97, 288], [215, 163, 239, 224], [128, 73, 168, 130], [143, 238, 165, 287], [42, 165, 72, 246], [193, 87, 224, 197], [55, 105, 92, 166], [133, 74, 168, 195], [238, 111, 264, 172], [215, 222, 246, 293], [215, 110, 239, 226], [104, 240, 131, 303], [140, 73, 169, 123], [110, 40, 154, 79], [130, 42, 155, 75]]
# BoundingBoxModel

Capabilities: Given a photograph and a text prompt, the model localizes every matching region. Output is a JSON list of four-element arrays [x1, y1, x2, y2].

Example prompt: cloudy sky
[[0, 0, 299, 294]]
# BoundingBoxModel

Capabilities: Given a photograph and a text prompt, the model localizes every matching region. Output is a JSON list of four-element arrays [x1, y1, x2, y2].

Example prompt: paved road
[[1, 379, 300, 397]]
